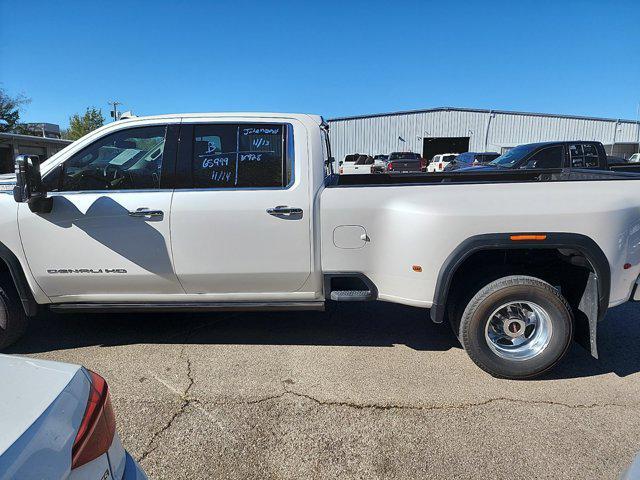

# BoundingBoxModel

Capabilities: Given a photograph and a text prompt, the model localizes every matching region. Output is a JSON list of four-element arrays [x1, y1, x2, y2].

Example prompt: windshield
[[489, 144, 540, 168]]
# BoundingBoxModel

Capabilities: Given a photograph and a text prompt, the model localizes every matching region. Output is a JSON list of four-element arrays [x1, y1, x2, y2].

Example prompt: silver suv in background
[[371, 154, 389, 173]]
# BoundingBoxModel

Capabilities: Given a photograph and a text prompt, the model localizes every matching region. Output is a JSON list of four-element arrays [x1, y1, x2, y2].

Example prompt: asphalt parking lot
[[8, 301, 640, 479]]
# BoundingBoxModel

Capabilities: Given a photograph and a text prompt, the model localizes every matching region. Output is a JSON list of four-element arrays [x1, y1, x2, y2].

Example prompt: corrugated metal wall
[[328, 108, 640, 161]]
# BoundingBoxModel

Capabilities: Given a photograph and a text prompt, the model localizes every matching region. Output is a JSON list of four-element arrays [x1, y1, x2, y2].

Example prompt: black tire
[[0, 273, 28, 350], [459, 275, 573, 379]]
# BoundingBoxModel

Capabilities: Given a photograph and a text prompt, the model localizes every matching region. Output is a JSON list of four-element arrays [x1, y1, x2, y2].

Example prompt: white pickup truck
[[2, 112, 640, 379], [340, 155, 374, 175]]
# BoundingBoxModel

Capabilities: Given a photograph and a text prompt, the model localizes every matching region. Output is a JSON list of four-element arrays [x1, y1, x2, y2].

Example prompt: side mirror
[[339, 160, 344, 166], [13, 155, 52, 213]]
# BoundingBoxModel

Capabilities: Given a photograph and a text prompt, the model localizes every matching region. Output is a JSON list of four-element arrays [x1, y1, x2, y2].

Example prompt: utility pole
[[637, 101, 640, 154], [108, 101, 122, 122]]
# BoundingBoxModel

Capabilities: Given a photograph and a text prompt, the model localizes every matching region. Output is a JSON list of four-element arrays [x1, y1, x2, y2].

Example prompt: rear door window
[[189, 123, 291, 189], [582, 144, 600, 168], [569, 144, 585, 167]]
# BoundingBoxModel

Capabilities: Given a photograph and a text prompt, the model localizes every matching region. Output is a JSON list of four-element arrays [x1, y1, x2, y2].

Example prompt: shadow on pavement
[[8, 301, 458, 355], [543, 302, 640, 380], [8, 301, 640, 379]]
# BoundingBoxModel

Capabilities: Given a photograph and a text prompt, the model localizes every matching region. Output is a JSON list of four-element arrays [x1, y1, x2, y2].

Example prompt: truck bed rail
[[327, 168, 640, 187]]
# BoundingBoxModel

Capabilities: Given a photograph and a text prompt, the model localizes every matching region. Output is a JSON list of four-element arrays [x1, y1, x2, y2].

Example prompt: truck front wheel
[[0, 273, 28, 350], [459, 275, 573, 379]]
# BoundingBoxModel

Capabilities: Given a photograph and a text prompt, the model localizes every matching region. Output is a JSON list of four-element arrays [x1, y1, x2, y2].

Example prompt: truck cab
[[0, 113, 329, 316]]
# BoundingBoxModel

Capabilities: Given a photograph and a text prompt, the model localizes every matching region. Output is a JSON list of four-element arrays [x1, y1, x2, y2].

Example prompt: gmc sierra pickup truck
[[2, 112, 640, 379]]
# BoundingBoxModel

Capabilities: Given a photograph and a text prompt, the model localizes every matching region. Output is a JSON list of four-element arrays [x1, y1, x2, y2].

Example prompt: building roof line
[[0, 132, 73, 145], [327, 106, 640, 124]]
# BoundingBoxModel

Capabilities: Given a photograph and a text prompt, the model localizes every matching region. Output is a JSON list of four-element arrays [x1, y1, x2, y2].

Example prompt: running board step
[[49, 301, 325, 313], [330, 290, 375, 302]]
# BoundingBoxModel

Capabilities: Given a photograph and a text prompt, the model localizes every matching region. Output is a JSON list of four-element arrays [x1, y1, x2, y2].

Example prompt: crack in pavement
[[140, 370, 638, 464], [200, 379, 637, 411], [137, 329, 197, 464], [136, 307, 637, 464], [137, 372, 639, 465]]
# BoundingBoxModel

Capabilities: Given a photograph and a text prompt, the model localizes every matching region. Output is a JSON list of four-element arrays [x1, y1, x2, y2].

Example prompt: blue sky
[[1, 0, 639, 127]]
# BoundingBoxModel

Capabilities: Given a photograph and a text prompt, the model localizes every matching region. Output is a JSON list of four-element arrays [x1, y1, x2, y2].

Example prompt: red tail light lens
[[339, 167, 343, 174], [387, 162, 394, 171], [71, 370, 116, 469], [438, 162, 443, 170]]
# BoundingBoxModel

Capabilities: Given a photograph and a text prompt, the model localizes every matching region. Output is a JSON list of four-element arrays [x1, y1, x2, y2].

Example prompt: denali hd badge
[[47, 269, 127, 274]]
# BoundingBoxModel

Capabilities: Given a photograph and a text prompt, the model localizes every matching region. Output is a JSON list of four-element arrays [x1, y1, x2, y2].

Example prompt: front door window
[[44, 126, 167, 192]]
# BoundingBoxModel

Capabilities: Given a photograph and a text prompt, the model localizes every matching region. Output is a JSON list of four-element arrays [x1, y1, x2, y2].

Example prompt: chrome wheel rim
[[484, 301, 552, 361]]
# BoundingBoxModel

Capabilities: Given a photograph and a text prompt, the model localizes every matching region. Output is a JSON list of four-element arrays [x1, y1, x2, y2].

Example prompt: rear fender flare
[[430, 233, 610, 358]]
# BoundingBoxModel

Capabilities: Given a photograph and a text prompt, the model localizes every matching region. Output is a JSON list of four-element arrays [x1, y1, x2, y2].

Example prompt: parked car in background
[[0, 354, 146, 479], [341, 154, 374, 174], [445, 152, 500, 171], [427, 153, 458, 172], [386, 152, 422, 173], [340, 153, 360, 170], [629, 153, 640, 163], [371, 154, 388, 174], [456, 141, 640, 173], [607, 155, 628, 164]]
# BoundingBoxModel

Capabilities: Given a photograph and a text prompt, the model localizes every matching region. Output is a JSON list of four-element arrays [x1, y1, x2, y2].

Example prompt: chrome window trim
[[46, 189, 175, 196]]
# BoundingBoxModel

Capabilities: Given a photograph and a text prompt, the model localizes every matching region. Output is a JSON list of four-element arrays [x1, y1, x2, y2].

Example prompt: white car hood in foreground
[[0, 354, 84, 455]]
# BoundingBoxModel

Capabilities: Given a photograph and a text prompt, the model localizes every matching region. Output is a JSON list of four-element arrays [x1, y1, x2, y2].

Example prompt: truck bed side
[[320, 178, 640, 308]]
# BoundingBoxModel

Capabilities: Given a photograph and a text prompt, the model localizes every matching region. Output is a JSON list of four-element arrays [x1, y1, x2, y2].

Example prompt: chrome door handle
[[128, 208, 164, 218], [266, 205, 303, 216]]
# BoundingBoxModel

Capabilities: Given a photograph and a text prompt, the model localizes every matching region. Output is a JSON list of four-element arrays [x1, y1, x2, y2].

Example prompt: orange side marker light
[[510, 234, 547, 241]]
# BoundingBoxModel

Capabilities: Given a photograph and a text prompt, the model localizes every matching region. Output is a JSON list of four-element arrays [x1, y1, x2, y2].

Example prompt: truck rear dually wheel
[[459, 275, 573, 379], [0, 273, 28, 350]]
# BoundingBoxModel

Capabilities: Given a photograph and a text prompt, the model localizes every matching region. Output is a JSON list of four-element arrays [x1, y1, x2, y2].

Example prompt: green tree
[[0, 87, 30, 133], [63, 107, 105, 140]]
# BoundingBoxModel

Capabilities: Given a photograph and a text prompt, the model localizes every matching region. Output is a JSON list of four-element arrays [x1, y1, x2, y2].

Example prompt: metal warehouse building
[[328, 107, 640, 162]]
